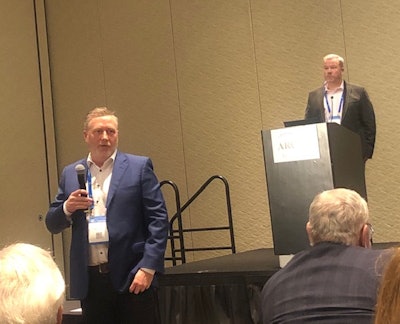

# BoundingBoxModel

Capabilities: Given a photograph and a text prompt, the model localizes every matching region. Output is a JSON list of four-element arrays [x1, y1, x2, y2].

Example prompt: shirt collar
[[87, 150, 117, 168], [324, 80, 344, 93]]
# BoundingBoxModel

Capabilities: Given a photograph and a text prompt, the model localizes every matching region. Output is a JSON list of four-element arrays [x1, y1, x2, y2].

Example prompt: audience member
[[261, 188, 390, 323], [374, 247, 400, 324], [0, 243, 65, 324]]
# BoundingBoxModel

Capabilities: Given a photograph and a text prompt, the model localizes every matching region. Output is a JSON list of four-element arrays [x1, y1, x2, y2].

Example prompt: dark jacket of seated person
[[261, 188, 391, 324]]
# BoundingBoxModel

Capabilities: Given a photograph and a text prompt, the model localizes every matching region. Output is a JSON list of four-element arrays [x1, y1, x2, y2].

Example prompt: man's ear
[[359, 224, 372, 248], [306, 222, 314, 246], [57, 305, 63, 324]]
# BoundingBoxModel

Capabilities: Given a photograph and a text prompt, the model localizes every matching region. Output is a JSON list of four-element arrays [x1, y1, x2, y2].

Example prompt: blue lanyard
[[324, 92, 344, 114], [87, 169, 94, 210]]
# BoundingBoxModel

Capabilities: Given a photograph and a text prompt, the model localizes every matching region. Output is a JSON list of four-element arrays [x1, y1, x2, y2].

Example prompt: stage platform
[[63, 243, 399, 324], [158, 248, 279, 324]]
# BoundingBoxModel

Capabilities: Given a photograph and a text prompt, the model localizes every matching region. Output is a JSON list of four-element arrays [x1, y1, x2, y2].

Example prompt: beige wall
[[41, 0, 400, 266], [0, 1, 59, 254]]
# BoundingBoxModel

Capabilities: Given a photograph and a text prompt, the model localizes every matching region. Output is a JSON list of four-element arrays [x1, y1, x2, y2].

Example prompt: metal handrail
[[162, 175, 236, 265], [160, 180, 185, 265]]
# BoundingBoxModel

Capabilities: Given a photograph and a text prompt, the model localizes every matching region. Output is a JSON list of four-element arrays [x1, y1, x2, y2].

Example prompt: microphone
[[75, 164, 87, 196]]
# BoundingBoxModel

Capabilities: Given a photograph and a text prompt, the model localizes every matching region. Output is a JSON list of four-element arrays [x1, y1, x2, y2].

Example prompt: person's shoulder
[[262, 249, 309, 294], [63, 159, 87, 172], [117, 152, 152, 166], [368, 246, 395, 261], [345, 245, 388, 265], [345, 82, 367, 92], [117, 152, 149, 161], [266, 249, 310, 278]]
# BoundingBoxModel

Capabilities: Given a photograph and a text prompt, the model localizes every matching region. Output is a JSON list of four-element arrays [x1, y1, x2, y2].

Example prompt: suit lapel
[[106, 152, 128, 208], [342, 81, 349, 120], [318, 87, 325, 120]]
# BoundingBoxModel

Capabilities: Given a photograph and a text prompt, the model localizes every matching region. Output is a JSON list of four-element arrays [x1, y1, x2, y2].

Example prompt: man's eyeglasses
[[366, 223, 374, 245]]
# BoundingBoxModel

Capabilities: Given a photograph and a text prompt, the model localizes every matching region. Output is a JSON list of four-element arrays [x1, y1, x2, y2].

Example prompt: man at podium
[[305, 54, 376, 162]]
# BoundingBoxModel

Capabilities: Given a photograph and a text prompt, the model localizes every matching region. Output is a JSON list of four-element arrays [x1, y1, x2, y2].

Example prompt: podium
[[261, 123, 366, 256]]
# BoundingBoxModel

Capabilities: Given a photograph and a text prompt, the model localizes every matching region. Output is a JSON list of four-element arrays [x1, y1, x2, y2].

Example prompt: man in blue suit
[[305, 54, 376, 162], [46, 107, 169, 324]]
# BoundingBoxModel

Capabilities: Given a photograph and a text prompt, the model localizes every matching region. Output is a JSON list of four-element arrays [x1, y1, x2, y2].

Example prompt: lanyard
[[324, 92, 344, 115], [86, 169, 94, 211]]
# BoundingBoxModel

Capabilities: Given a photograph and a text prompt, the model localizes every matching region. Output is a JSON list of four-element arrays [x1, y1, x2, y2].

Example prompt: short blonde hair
[[0, 243, 65, 324], [84, 107, 118, 131], [308, 188, 369, 245], [323, 53, 344, 68]]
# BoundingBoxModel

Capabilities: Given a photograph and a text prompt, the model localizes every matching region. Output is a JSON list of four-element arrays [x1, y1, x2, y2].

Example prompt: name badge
[[331, 115, 341, 124], [88, 215, 109, 244]]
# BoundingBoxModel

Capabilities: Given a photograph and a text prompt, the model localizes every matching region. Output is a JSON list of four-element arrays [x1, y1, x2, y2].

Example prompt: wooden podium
[[261, 123, 366, 255]]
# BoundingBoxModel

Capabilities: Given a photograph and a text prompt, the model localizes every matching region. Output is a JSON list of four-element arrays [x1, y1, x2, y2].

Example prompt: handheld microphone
[[75, 164, 87, 196]]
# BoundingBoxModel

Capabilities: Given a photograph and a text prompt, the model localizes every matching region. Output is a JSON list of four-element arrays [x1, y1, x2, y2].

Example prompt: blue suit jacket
[[46, 152, 169, 299], [305, 81, 376, 160]]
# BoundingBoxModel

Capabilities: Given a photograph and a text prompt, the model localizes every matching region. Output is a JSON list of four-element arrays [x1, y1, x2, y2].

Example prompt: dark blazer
[[46, 152, 169, 299], [305, 81, 376, 160], [261, 242, 390, 324]]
